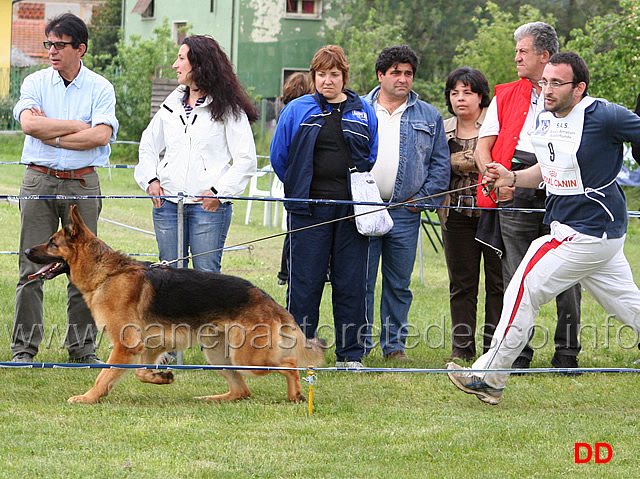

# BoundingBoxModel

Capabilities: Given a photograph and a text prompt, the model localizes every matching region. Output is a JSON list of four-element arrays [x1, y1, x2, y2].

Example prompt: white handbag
[[313, 93, 393, 236], [349, 170, 394, 236]]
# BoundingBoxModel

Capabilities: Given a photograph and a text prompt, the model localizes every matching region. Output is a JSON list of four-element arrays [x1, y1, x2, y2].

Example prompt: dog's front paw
[[68, 394, 99, 404]]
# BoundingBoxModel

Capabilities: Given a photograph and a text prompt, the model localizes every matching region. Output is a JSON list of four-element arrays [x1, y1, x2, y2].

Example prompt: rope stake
[[302, 366, 317, 415]]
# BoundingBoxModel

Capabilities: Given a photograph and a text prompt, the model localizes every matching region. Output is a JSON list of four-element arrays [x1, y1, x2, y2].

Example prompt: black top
[[309, 102, 350, 200]]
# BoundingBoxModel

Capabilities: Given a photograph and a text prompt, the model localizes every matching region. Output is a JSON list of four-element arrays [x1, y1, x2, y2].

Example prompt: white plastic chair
[[244, 170, 271, 225], [270, 177, 287, 230]]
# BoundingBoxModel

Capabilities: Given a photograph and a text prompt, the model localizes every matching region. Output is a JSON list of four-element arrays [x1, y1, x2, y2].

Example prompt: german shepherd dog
[[25, 205, 324, 404]]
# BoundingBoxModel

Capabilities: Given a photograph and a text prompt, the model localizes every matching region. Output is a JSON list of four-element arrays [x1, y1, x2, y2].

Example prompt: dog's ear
[[66, 205, 89, 240]]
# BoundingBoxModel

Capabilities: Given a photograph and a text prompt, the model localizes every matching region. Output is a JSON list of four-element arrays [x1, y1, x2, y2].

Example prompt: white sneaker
[[336, 361, 364, 369], [158, 351, 177, 365], [446, 362, 503, 405]]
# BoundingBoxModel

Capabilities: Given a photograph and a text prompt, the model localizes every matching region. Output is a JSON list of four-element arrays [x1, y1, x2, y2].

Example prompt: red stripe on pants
[[501, 236, 573, 341]]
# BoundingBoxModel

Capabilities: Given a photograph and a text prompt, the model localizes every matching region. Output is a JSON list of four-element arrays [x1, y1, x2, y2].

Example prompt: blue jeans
[[152, 201, 232, 273], [366, 207, 421, 355]]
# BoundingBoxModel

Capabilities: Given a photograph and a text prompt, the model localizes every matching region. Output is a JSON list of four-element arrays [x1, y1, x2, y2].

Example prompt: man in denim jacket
[[363, 45, 450, 360]]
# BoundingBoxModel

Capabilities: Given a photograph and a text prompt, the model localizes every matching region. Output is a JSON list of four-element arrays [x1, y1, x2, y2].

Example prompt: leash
[[480, 167, 500, 204], [151, 181, 487, 268]]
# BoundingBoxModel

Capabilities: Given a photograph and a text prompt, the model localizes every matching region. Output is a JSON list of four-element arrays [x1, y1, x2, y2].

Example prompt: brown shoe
[[384, 350, 411, 361]]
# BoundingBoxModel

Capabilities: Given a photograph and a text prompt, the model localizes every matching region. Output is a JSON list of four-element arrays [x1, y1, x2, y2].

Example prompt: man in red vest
[[473, 22, 581, 373]]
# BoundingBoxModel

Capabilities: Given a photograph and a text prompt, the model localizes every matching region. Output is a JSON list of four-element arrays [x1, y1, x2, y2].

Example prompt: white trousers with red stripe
[[473, 221, 640, 389]]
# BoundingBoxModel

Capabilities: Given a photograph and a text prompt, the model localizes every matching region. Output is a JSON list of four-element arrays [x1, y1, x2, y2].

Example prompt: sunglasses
[[43, 41, 75, 50]]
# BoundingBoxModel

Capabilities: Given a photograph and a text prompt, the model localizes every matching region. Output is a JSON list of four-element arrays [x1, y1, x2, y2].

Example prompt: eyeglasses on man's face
[[537, 80, 576, 89], [43, 41, 74, 51]]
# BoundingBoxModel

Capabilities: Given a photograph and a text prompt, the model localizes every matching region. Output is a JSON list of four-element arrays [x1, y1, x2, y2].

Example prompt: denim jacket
[[363, 86, 450, 206]]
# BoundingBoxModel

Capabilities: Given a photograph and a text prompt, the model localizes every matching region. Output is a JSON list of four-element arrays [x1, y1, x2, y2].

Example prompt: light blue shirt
[[13, 63, 119, 169]]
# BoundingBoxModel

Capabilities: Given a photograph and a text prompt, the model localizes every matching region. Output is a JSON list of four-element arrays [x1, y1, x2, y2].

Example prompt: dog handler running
[[447, 52, 640, 405]]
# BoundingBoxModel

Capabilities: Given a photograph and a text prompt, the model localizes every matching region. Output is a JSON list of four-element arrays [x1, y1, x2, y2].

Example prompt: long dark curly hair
[[182, 35, 259, 123]]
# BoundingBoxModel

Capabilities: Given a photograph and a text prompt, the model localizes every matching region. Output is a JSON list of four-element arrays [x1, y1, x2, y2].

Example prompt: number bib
[[531, 96, 596, 196]]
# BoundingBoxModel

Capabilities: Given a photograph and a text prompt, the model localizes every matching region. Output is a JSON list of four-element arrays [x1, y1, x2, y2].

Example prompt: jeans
[[152, 201, 232, 273], [365, 207, 421, 355], [499, 198, 581, 359], [13, 168, 101, 358]]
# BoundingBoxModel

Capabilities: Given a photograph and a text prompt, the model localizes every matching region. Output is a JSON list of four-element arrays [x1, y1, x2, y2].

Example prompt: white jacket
[[135, 87, 257, 204]]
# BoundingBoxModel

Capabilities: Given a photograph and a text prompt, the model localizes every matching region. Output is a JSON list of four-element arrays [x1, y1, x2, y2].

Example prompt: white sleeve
[[134, 112, 165, 192], [215, 112, 258, 197], [478, 96, 499, 139]]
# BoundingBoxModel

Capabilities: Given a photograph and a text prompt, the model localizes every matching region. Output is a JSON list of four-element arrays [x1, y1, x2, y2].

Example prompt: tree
[[330, 0, 482, 81], [85, 0, 122, 71], [328, 0, 622, 103], [453, 2, 556, 92], [566, 0, 640, 108], [108, 21, 179, 141], [334, 9, 406, 95]]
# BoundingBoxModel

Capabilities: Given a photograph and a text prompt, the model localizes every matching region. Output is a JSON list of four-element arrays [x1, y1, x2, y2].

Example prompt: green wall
[[124, 0, 233, 50], [123, 0, 335, 98], [236, 2, 325, 98]]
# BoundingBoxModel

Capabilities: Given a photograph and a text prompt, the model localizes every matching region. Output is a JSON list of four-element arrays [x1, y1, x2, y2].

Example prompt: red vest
[[477, 78, 533, 208]]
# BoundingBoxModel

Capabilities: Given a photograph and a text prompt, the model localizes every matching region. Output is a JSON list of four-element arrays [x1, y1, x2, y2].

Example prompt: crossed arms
[[19, 107, 112, 151]]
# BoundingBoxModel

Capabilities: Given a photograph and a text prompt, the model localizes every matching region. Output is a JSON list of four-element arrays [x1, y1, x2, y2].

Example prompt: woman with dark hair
[[135, 35, 258, 364], [439, 66, 503, 361], [270, 45, 378, 368], [135, 34, 257, 273]]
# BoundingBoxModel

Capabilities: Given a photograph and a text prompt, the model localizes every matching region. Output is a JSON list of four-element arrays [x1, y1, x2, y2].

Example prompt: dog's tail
[[279, 310, 325, 368], [294, 335, 326, 368]]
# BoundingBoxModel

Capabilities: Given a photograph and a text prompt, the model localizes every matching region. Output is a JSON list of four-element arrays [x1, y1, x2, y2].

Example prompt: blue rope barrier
[[1, 361, 639, 374], [2, 193, 639, 216]]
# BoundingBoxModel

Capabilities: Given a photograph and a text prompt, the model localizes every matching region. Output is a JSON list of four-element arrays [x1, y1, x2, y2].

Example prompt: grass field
[[1, 133, 640, 478]]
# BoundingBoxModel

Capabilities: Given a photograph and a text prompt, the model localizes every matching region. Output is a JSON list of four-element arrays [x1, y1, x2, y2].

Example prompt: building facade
[[125, 0, 339, 99]]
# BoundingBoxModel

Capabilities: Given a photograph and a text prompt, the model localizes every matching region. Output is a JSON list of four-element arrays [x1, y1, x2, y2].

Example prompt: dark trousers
[[287, 205, 369, 362], [13, 168, 101, 358], [277, 234, 290, 283], [499, 198, 581, 360], [442, 210, 504, 359]]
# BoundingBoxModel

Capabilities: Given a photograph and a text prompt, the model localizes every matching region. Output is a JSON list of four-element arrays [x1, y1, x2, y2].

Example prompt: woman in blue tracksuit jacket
[[270, 45, 378, 366]]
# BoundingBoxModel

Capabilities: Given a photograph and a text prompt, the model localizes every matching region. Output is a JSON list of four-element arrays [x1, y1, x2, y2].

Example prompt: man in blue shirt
[[11, 13, 118, 363], [363, 46, 450, 360], [447, 52, 640, 405]]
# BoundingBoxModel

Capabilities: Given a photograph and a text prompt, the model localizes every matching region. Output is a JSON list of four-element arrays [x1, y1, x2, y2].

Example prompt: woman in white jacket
[[135, 35, 258, 273]]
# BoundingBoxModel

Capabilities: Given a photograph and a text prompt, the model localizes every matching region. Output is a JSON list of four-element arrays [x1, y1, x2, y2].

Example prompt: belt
[[28, 164, 95, 180]]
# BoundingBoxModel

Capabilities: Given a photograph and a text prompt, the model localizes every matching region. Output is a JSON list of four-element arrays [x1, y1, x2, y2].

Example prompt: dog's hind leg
[[135, 349, 175, 385], [195, 369, 252, 401]]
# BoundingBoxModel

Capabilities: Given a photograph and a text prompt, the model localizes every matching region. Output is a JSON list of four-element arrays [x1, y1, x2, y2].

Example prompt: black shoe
[[511, 356, 530, 376], [551, 353, 581, 376], [11, 352, 34, 363], [68, 353, 104, 364]]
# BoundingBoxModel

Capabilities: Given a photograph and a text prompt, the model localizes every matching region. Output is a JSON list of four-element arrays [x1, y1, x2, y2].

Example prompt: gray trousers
[[499, 197, 581, 360], [12, 167, 102, 358]]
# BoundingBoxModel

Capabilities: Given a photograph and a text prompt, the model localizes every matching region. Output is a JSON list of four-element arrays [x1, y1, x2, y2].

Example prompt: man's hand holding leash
[[482, 162, 543, 192]]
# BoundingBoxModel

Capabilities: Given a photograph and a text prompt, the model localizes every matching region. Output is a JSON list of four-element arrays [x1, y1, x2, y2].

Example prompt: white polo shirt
[[372, 100, 408, 201]]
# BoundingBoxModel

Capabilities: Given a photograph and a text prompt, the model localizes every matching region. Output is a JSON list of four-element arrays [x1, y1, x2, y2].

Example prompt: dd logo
[[574, 443, 612, 463]]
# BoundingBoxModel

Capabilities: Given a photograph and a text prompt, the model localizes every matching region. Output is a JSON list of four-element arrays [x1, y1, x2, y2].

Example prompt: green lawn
[[1, 133, 639, 478]]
